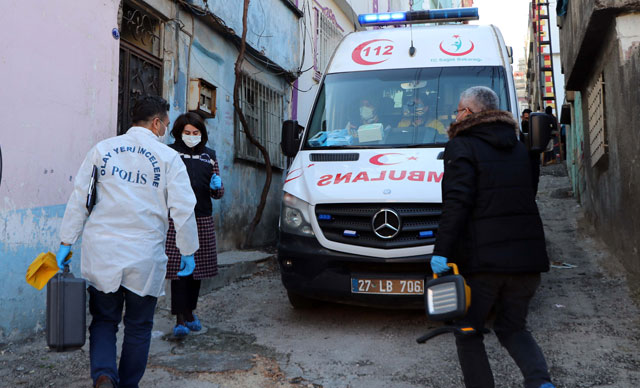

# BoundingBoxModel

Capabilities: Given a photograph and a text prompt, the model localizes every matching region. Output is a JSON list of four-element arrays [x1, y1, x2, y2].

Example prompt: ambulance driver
[[55, 95, 199, 388], [397, 94, 448, 143]]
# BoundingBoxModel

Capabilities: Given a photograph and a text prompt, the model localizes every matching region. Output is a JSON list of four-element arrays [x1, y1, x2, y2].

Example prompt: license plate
[[351, 277, 424, 295]]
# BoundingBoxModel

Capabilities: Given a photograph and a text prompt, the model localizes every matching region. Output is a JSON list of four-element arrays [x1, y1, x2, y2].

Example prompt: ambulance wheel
[[286, 291, 318, 309]]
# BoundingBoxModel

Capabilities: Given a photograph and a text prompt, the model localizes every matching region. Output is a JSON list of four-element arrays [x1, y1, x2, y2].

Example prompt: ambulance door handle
[[437, 151, 444, 160]]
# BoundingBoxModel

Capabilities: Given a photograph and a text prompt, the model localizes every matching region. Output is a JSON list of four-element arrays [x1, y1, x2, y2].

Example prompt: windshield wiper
[[404, 143, 447, 148]]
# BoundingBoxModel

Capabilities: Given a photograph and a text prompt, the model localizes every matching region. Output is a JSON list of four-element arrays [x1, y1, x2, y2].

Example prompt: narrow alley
[[2, 165, 639, 387]]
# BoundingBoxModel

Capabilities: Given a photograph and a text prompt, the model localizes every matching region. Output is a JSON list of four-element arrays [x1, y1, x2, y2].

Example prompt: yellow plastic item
[[25, 252, 70, 290]]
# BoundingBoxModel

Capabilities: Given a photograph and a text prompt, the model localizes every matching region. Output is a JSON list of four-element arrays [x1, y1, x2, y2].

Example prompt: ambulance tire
[[287, 290, 319, 309]]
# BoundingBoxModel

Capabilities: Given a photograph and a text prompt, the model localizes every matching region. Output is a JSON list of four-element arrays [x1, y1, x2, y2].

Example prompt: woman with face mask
[[345, 99, 380, 140], [165, 112, 225, 338], [359, 99, 378, 124]]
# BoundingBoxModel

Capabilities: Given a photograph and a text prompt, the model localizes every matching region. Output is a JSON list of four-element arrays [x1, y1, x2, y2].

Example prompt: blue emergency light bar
[[358, 7, 478, 27], [318, 214, 332, 221]]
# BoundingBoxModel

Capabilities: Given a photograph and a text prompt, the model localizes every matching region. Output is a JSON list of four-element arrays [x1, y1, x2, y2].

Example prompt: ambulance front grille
[[315, 203, 441, 249]]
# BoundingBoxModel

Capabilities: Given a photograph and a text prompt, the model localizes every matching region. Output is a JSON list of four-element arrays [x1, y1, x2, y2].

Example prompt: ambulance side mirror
[[527, 113, 553, 152], [281, 120, 304, 158]]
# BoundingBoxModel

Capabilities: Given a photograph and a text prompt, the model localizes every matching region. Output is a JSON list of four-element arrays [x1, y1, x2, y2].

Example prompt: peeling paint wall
[[0, 1, 120, 341], [566, 91, 586, 200], [0, 0, 301, 341], [0, 206, 68, 339], [188, 0, 301, 72]]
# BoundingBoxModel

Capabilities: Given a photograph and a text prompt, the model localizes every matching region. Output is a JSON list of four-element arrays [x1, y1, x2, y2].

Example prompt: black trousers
[[454, 273, 551, 388], [170, 276, 201, 316]]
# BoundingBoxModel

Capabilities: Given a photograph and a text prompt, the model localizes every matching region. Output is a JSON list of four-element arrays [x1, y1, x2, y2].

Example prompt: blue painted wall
[[187, 0, 300, 72], [0, 205, 84, 339], [567, 92, 586, 200], [183, 9, 297, 249]]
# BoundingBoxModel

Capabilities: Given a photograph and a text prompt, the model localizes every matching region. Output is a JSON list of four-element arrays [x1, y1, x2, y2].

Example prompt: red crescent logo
[[439, 41, 475, 56], [369, 153, 404, 166], [352, 39, 393, 65], [285, 167, 303, 183]]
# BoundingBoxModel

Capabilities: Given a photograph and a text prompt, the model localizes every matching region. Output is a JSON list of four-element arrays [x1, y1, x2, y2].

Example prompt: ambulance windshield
[[304, 66, 509, 149]]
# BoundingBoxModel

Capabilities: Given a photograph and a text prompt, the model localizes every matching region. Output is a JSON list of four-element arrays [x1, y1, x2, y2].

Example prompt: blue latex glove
[[56, 244, 71, 269], [430, 255, 449, 275], [177, 254, 195, 277], [210, 173, 222, 190]]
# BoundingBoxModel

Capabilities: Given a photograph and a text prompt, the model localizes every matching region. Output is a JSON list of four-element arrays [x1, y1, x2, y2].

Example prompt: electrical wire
[[252, 0, 269, 50], [176, 0, 298, 82], [179, 33, 235, 96], [291, 82, 315, 93], [346, 0, 357, 30], [295, 0, 316, 75]]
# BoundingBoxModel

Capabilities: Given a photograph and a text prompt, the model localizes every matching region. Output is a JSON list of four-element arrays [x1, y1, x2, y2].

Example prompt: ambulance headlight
[[281, 193, 315, 236], [284, 207, 303, 228]]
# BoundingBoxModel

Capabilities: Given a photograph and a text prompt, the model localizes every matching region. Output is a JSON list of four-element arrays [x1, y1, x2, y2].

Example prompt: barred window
[[314, 9, 342, 80], [234, 74, 286, 169]]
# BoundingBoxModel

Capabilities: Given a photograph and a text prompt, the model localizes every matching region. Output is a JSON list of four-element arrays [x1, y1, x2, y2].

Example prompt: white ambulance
[[278, 8, 521, 308]]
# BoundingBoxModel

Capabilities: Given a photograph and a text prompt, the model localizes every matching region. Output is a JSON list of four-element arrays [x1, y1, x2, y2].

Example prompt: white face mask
[[182, 134, 202, 148], [155, 121, 169, 143], [360, 106, 375, 121]]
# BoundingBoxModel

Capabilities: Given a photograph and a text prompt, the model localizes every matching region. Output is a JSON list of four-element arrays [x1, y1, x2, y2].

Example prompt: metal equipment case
[[46, 266, 86, 351]]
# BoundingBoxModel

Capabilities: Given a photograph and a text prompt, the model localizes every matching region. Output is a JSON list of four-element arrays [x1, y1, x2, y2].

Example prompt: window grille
[[587, 73, 606, 167], [314, 9, 342, 81], [234, 74, 286, 169]]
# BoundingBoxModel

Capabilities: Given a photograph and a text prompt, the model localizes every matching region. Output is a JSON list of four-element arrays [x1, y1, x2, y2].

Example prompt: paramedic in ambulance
[[396, 94, 448, 143], [346, 98, 380, 137], [55, 95, 199, 388], [431, 86, 555, 388]]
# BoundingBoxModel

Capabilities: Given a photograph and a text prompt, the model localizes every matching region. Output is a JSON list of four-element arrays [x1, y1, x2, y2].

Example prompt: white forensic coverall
[[59, 127, 199, 297]]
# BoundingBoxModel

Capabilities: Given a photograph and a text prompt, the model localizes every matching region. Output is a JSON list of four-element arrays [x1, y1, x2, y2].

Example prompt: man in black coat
[[430, 86, 554, 388]]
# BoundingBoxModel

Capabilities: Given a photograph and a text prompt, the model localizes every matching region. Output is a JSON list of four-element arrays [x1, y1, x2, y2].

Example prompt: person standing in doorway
[[431, 86, 554, 388], [520, 108, 542, 195], [165, 112, 225, 337], [55, 95, 199, 388], [543, 106, 560, 165]]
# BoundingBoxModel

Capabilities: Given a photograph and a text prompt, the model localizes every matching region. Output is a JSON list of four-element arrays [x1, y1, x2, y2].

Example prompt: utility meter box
[[188, 78, 216, 118]]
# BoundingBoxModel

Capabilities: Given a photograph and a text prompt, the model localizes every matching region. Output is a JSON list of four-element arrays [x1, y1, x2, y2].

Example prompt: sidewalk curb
[[157, 250, 276, 310], [202, 250, 277, 295]]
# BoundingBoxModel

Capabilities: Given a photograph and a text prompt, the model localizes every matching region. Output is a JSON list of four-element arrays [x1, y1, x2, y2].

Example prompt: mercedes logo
[[372, 208, 401, 239]]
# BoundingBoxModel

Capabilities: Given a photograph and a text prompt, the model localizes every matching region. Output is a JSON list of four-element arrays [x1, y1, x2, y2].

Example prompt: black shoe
[[95, 375, 114, 388]]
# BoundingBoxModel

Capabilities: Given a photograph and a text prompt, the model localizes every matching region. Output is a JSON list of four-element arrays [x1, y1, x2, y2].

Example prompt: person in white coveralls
[[55, 95, 199, 388]]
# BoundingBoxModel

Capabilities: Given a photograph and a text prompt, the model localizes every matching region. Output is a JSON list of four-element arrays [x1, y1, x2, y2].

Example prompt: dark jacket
[[434, 110, 549, 274], [519, 129, 542, 195], [169, 142, 224, 217]]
